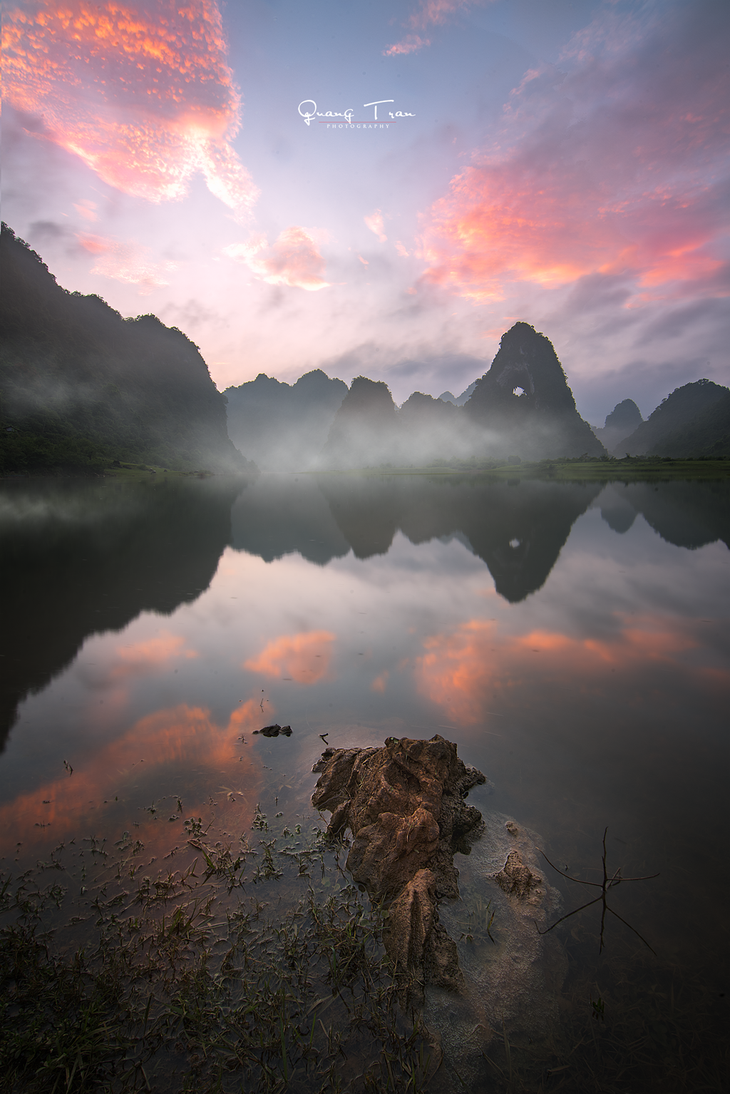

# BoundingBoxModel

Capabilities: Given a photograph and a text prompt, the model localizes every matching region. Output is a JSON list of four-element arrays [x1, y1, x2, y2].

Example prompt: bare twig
[[536, 827, 659, 954]]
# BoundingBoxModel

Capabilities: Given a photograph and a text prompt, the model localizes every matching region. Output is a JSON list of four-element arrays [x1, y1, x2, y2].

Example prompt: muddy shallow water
[[1, 472, 728, 1090]]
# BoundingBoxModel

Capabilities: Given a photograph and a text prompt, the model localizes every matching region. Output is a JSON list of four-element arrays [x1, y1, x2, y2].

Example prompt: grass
[[0, 819, 434, 1094], [313, 456, 730, 482]]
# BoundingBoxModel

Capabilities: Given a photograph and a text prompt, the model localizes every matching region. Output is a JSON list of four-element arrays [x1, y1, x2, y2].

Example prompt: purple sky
[[3, 0, 728, 422]]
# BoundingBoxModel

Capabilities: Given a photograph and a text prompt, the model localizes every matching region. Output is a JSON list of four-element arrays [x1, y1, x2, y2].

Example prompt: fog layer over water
[[0, 473, 728, 1086]]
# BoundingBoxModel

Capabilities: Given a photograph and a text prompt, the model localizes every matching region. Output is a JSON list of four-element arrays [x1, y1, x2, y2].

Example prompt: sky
[[2, 0, 728, 423]]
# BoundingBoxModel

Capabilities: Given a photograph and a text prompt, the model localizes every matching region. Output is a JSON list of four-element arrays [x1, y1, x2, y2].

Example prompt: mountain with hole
[[464, 323, 605, 459]]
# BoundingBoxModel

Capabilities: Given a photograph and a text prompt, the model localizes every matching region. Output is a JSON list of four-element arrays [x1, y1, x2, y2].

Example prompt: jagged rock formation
[[311, 735, 486, 994], [320, 376, 399, 468], [617, 379, 730, 457], [593, 398, 643, 451], [395, 392, 466, 465], [399, 391, 458, 424], [0, 224, 250, 473], [224, 369, 347, 470], [465, 323, 605, 458], [312, 326, 608, 468]]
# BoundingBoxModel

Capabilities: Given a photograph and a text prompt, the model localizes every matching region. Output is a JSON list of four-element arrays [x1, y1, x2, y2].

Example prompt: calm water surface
[[1, 472, 728, 1089]]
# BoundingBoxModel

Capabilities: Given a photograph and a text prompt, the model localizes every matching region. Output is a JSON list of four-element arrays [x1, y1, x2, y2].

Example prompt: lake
[[1, 472, 728, 1092]]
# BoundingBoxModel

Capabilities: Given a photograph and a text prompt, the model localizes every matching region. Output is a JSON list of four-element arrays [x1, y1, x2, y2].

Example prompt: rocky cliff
[[0, 224, 250, 473], [320, 375, 399, 468]]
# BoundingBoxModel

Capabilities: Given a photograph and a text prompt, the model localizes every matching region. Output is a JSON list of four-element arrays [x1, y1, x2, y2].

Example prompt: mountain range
[[238, 323, 606, 470], [2, 225, 727, 472], [225, 370, 348, 471]]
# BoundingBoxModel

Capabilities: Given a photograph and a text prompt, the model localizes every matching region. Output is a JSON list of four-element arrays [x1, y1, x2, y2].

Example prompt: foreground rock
[[311, 734, 486, 994], [312, 735, 568, 1088]]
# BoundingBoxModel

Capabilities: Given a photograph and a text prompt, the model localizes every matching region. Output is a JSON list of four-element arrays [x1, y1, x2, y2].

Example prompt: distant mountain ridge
[[438, 380, 477, 405], [593, 399, 643, 451], [224, 369, 348, 470], [321, 323, 605, 467], [0, 224, 252, 473]]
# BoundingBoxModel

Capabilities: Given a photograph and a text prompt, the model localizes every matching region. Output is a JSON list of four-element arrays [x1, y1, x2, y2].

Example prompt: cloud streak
[[419, 2, 730, 306], [2, 0, 258, 220], [384, 0, 483, 56]]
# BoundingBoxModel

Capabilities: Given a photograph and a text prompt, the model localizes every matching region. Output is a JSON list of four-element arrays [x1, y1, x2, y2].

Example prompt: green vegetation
[[0, 427, 113, 475], [0, 816, 433, 1094]]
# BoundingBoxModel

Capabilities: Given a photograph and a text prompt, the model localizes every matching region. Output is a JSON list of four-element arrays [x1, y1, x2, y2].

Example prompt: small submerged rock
[[254, 723, 292, 737], [311, 734, 485, 996], [427, 813, 567, 1086]]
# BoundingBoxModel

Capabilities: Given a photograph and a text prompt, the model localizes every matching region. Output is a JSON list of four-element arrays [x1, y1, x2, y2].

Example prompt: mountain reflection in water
[[2, 473, 730, 751], [0, 476, 247, 751]]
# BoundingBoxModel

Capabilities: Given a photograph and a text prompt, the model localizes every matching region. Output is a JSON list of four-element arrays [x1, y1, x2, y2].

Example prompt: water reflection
[[599, 480, 730, 548], [3, 474, 729, 756], [230, 473, 349, 564], [0, 699, 263, 855], [0, 472, 728, 1085], [0, 476, 247, 749], [238, 474, 604, 602], [244, 630, 336, 683]]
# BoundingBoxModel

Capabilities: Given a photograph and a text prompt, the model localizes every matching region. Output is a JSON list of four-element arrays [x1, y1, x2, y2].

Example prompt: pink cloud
[[414, 614, 710, 726], [73, 199, 98, 222], [77, 233, 178, 291], [419, 3, 730, 306], [244, 630, 335, 683], [111, 630, 198, 681], [2, 0, 258, 220], [384, 34, 431, 58], [224, 228, 330, 291]]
